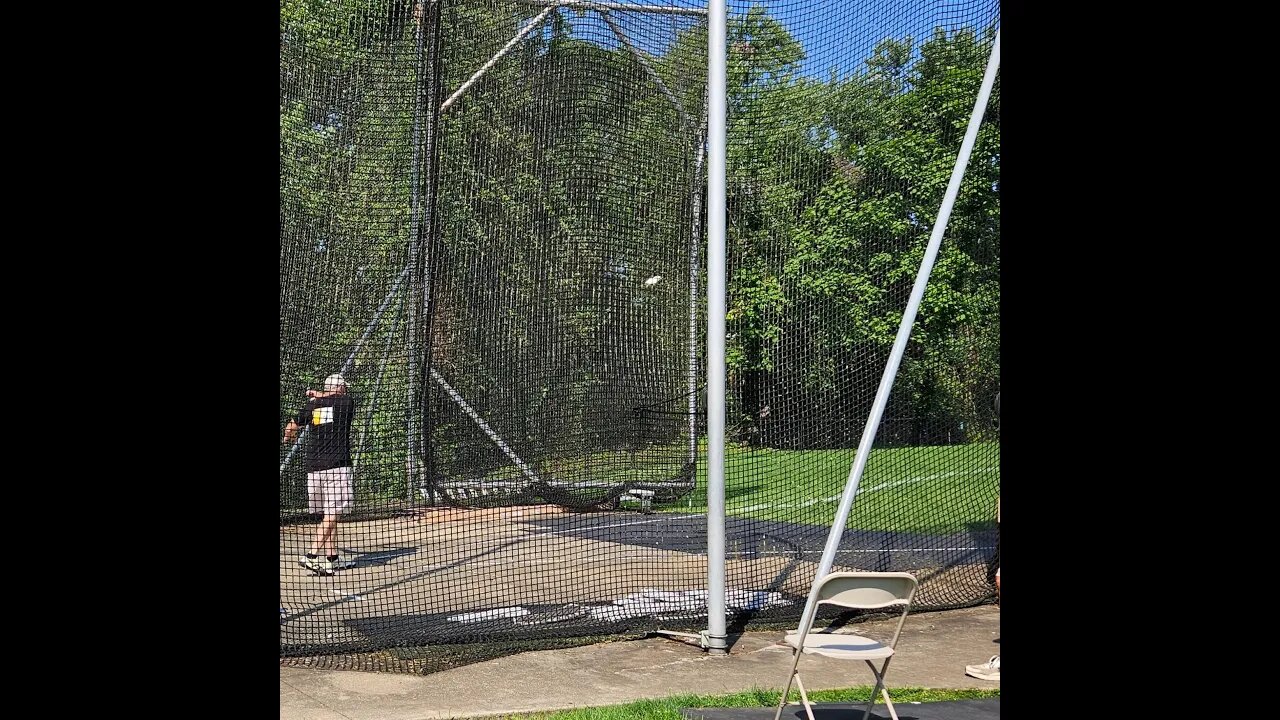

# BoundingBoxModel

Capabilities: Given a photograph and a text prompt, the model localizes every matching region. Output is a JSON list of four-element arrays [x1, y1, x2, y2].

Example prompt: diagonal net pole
[[280, 267, 413, 475], [785, 30, 1001, 668], [599, 9, 694, 134], [440, 6, 557, 113]]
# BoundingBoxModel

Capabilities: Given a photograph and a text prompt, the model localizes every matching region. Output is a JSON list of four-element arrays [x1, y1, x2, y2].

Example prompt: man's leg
[[317, 514, 338, 557], [305, 469, 354, 573], [301, 518, 337, 575], [299, 473, 329, 573], [326, 470, 354, 569]]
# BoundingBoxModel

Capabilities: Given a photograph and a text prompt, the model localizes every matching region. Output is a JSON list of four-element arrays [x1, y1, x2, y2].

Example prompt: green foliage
[[281, 2, 1000, 494], [723, 21, 1000, 440]]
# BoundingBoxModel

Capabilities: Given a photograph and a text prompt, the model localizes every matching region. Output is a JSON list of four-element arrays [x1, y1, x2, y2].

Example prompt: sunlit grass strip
[[478, 686, 999, 719]]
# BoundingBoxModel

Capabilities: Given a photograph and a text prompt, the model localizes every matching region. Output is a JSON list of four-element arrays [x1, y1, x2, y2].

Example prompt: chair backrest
[[816, 572, 918, 611]]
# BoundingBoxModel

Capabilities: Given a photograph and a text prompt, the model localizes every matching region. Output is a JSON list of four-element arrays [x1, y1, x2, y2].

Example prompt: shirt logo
[[312, 406, 334, 426]]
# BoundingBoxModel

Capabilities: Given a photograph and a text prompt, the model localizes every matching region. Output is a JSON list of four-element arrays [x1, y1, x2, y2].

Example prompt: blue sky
[[536, 0, 999, 81], [757, 0, 999, 80]]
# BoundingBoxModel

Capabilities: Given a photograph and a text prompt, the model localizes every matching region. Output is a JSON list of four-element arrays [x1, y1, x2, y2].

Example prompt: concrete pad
[[280, 605, 1000, 720]]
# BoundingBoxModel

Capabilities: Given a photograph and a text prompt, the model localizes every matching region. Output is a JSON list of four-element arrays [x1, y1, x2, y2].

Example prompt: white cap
[[324, 373, 347, 392]]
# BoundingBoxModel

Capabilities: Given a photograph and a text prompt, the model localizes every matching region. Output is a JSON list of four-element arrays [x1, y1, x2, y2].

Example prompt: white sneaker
[[965, 655, 1000, 680], [299, 555, 332, 575]]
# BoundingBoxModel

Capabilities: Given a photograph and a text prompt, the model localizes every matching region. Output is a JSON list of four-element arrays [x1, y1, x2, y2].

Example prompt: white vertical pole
[[793, 30, 1001, 646], [704, 0, 728, 656]]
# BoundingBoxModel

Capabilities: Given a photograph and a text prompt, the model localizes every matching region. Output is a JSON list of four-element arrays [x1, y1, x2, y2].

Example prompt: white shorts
[[307, 466, 353, 515]]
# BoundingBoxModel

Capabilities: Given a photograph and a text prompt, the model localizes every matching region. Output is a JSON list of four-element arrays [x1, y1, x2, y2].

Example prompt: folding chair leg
[[877, 685, 900, 720], [793, 672, 816, 720], [863, 658, 900, 720], [773, 672, 794, 720], [773, 649, 804, 720]]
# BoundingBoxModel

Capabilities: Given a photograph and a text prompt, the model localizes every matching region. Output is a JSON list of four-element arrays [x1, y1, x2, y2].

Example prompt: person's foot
[[299, 555, 332, 576], [965, 655, 1000, 680]]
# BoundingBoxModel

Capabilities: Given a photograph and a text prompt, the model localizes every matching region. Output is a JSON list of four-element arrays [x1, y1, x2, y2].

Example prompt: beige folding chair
[[773, 571, 918, 720]]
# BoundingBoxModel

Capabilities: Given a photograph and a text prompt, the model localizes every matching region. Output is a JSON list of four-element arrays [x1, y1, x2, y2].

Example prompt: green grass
[[336, 439, 999, 534], [476, 686, 999, 719], [508, 441, 999, 533], [672, 442, 999, 532]]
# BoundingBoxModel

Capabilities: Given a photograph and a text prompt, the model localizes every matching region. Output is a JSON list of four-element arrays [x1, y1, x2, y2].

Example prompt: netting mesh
[[281, 0, 999, 671]]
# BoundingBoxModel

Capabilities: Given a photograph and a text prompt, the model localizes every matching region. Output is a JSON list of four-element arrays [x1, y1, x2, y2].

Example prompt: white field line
[[734, 466, 998, 514]]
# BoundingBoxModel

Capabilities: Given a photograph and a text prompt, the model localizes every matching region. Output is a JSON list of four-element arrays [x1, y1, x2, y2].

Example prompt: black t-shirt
[[294, 394, 355, 472]]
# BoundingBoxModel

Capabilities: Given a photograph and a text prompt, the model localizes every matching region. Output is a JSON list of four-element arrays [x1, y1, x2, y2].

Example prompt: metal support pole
[[703, 0, 728, 657]]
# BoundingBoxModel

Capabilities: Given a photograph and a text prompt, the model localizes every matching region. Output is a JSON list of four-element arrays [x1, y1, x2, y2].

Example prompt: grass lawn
[[333, 440, 999, 534], [479, 686, 1000, 719], [669, 442, 999, 533]]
